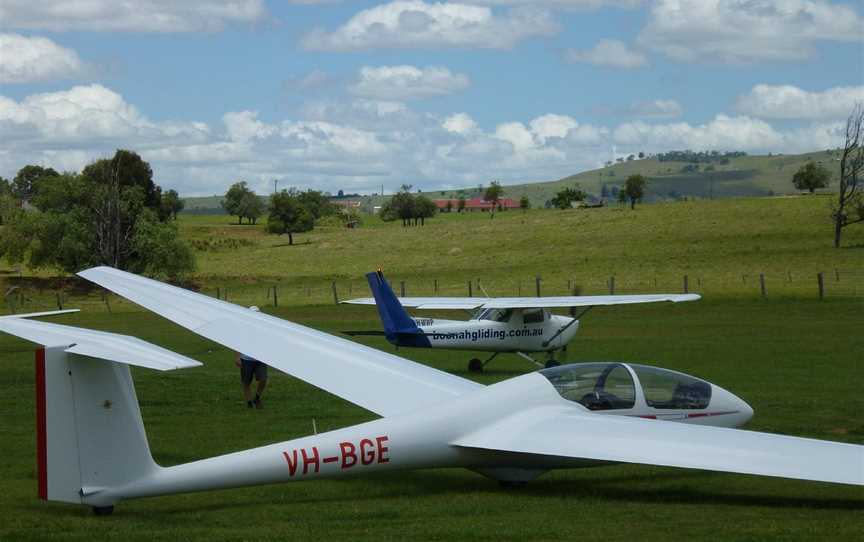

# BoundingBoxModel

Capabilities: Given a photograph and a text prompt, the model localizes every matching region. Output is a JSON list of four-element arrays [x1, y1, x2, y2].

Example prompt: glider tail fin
[[36, 346, 158, 505], [365, 271, 421, 343]]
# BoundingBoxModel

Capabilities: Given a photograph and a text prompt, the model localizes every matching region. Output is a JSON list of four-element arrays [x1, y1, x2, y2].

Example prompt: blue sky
[[1, 0, 862, 196]]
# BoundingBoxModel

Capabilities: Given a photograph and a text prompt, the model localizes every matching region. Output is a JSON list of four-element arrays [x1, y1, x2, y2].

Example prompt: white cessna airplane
[[343, 271, 700, 372], [0, 266, 859, 516]]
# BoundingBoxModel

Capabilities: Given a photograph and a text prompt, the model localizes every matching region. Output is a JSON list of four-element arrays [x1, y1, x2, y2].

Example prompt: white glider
[[0, 266, 857, 516], [343, 271, 700, 372]]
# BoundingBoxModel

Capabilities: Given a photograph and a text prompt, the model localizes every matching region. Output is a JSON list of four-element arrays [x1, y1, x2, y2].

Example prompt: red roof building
[[434, 198, 520, 212]]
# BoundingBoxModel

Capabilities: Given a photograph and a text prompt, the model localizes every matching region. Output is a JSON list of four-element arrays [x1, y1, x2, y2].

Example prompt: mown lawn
[[0, 298, 861, 541]]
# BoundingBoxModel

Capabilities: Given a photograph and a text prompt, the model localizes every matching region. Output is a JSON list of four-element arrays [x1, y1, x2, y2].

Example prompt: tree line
[[0, 150, 193, 279]]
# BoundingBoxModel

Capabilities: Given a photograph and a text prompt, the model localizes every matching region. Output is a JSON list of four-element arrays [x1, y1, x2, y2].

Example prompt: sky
[[0, 0, 862, 197]]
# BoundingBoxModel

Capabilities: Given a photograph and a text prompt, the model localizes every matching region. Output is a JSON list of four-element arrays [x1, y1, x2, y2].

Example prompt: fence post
[[332, 281, 339, 305], [224, 289, 228, 302], [683, 275, 689, 294], [835, 268, 840, 281], [102, 290, 112, 314], [567, 279, 571, 292], [273, 286, 279, 307], [434, 279, 438, 295], [400, 281, 406, 297], [760, 273, 766, 298], [56, 292, 63, 310], [468, 281, 473, 297], [609, 276, 615, 295], [817, 272, 824, 300], [216, 287, 221, 300], [535, 276, 542, 297]]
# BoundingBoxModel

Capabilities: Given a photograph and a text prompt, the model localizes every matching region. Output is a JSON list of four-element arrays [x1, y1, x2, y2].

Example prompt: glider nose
[[711, 384, 754, 427]]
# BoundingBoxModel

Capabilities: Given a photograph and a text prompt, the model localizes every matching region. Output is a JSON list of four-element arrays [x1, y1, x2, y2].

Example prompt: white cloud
[[0, 33, 84, 83], [0, 84, 849, 197], [470, 0, 643, 7], [349, 65, 470, 100], [639, 0, 864, 63], [565, 39, 647, 68], [0, 0, 266, 32], [301, 0, 559, 51], [735, 84, 864, 120], [442, 113, 478, 135], [627, 99, 683, 119], [530, 114, 578, 142]]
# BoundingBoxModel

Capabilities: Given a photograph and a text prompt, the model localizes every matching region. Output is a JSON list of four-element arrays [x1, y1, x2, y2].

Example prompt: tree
[[624, 174, 647, 210], [12, 165, 60, 201], [551, 186, 586, 210], [415, 195, 437, 226], [297, 190, 335, 219], [0, 156, 194, 278], [0, 176, 11, 196], [239, 192, 263, 225], [159, 189, 185, 221], [457, 196, 466, 213], [390, 184, 416, 226], [833, 104, 864, 248], [445, 200, 453, 212], [222, 181, 255, 224], [519, 195, 530, 212], [81, 150, 159, 209], [267, 190, 313, 245], [484, 181, 504, 218], [792, 162, 831, 193]]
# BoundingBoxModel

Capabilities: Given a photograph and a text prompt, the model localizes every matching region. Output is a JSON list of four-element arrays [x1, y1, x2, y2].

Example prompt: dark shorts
[[240, 360, 267, 385]]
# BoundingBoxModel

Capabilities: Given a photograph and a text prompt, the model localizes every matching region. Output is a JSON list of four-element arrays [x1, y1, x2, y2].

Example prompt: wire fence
[[1, 268, 861, 316]]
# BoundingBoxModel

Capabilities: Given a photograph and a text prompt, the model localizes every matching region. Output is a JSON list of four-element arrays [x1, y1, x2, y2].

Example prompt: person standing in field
[[236, 306, 267, 409]]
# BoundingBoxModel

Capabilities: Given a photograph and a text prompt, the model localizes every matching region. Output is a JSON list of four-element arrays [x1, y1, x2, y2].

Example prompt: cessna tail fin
[[364, 271, 428, 347]]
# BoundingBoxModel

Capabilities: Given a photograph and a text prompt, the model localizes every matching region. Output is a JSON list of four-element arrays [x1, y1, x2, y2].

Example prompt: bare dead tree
[[93, 159, 138, 268], [833, 104, 864, 248]]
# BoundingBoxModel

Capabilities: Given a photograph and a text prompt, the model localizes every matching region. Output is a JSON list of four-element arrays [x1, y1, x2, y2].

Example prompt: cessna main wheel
[[468, 358, 483, 373], [544, 359, 560, 369]]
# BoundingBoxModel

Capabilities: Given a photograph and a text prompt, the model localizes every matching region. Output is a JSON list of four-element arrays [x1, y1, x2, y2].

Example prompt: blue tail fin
[[365, 271, 422, 345]]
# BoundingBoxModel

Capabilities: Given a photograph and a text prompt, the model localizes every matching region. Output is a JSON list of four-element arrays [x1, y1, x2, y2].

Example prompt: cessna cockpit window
[[523, 309, 545, 324], [540, 363, 636, 411], [476, 308, 514, 322], [631, 364, 711, 409]]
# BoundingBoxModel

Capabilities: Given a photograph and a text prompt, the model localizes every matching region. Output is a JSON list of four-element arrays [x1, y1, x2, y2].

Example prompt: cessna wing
[[78, 266, 482, 417], [454, 406, 864, 486], [343, 294, 701, 310]]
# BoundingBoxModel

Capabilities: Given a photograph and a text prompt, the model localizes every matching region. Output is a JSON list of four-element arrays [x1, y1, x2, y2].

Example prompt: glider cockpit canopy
[[540, 363, 712, 412]]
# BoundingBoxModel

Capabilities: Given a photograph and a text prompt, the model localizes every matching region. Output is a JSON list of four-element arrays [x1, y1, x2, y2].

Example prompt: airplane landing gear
[[468, 352, 500, 373], [544, 359, 560, 369], [92, 505, 114, 516]]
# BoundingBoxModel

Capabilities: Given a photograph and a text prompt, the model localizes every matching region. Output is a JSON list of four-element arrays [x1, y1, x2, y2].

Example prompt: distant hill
[[180, 150, 841, 213]]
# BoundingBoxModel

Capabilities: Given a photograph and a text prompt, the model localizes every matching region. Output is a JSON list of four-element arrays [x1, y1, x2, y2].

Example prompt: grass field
[[5, 195, 861, 313], [0, 298, 862, 541]]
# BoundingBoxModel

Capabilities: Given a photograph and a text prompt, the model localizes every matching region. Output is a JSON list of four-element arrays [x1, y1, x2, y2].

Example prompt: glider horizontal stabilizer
[[0, 318, 201, 371], [453, 407, 864, 486]]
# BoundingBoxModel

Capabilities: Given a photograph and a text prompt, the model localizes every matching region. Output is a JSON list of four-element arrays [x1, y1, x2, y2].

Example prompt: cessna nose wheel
[[544, 359, 560, 368], [468, 358, 483, 373]]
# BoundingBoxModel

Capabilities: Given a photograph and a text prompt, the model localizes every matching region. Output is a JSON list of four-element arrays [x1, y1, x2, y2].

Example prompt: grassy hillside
[[182, 150, 842, 213], [2, 195, 861, 314]]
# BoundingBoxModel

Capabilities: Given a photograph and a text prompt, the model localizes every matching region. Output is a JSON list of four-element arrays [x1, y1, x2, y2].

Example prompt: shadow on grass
[[26, 468, 861, 521]]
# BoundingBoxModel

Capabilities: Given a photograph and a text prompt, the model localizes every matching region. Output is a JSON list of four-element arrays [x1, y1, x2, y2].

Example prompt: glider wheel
[[544, 359, 560, 369], [468, 358, 484, 373], [92, 505, 114, 516]]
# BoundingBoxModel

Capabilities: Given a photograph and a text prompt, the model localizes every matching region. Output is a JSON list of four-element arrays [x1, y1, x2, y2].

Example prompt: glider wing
[[453, 406, 864, 486], [78, 267, 482, 416]]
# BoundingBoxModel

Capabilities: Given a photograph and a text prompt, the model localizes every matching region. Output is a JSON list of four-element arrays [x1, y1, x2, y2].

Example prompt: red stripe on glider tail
[[35, 348, 47, 501]]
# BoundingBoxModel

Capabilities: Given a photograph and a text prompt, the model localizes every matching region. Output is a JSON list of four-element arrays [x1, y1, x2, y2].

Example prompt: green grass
[[2, 196, 862, 313], [0, 299, 862, 541]]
